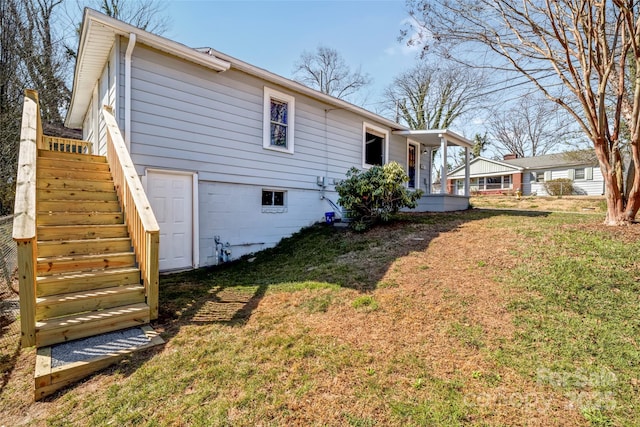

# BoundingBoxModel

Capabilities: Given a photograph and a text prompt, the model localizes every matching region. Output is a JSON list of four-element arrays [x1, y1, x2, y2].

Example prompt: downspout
[[125, 33, 136, 151]]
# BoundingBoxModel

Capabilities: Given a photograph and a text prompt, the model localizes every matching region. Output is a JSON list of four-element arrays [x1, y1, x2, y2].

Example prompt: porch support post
[[440, 136, 447, 194], [464, 146, 470, 197]]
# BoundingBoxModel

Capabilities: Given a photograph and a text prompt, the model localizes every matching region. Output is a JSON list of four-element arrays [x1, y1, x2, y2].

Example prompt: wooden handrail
[[102, 106, 160, 319], [43, 136, 92, 154], [13, 89, 40, 347]]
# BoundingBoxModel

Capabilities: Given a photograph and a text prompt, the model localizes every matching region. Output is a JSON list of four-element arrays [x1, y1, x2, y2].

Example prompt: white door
[[146, 171, 193, 271]]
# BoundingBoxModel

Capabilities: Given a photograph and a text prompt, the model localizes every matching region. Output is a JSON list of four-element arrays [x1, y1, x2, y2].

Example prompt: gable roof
[[66, 8, 403, 130], [448, 156, 523, 178], [502, 151, 598, 169]]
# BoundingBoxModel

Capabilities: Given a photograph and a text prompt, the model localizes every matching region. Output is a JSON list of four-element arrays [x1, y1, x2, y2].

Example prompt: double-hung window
[[263, 87, 295, 154]]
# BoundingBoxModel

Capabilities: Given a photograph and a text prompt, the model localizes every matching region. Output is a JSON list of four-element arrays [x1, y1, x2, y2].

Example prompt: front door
[[146, 171, 193, 271], [408, 143, 418, 189]]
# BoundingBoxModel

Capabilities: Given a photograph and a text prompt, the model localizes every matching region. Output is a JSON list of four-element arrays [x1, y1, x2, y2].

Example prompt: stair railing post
[[13, 89, 41, 347]]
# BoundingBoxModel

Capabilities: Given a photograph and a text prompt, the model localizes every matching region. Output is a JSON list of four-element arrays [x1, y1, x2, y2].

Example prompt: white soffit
[[392, 129, 474, 148]]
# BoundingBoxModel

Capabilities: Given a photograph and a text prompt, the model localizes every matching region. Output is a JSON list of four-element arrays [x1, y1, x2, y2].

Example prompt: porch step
[[38, 224, 129, 241], [38, 157, 110, 172], [35, 303, 150, 347], [37, 188, 118, 202], [37, 252, 136, 276], [37, 177, 115, 192], [37, 237, 132, 257], [38, 149, 106, 163], [37, 212, 124, 226], [35, 285, 146, 321], [37, 267, 142, 297]]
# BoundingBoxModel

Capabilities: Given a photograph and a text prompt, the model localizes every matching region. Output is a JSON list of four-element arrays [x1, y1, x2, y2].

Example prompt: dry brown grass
[[2, 211, 625, 426], [471, 195, 606, 213]]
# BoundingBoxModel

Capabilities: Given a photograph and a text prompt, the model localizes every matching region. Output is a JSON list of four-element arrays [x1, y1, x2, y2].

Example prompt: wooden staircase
[[34, 149, 150, 347], [14, 91, 160, 399]]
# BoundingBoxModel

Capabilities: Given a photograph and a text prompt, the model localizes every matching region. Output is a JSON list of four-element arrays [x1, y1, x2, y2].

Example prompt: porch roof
[[391, 129, 473, 149]]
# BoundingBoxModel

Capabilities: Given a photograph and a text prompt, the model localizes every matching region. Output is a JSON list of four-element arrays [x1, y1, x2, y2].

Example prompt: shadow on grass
[[155, 209, 551, 337]]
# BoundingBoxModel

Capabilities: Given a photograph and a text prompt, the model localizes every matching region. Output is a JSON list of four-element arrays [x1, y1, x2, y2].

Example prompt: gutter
[[125, 33, 136, 150]]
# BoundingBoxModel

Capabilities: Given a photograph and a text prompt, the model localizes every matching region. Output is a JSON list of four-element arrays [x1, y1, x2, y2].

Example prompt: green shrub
[[335, 162, 423, 231], [544, 178, 574, 196]]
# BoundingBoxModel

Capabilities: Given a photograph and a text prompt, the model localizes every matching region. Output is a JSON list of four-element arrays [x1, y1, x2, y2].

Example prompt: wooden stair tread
[[37, 157, 110, 171], [38, 200, 122, 213], [37, 168, 113, 180], [37, 267, 142, 297], [37, 178, 115, 192], [37, 284, 145, 305], [35, 303, 150, 347], [38, 251, 135, 262], [37, 224, 129, 241], [37, 188, 119, 201], [38, 149, 106, 163], [37, 237, 132, 257], [36, 285, 146, 321], [37, 212, 124, 226], [37, 252, 136, 276]]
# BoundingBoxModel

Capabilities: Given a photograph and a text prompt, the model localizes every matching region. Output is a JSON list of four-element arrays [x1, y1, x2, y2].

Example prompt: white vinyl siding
[[124, 44, 400, 266]]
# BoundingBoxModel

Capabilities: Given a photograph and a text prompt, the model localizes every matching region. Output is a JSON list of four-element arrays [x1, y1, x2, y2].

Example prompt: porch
[[393, 129, 473, 212]]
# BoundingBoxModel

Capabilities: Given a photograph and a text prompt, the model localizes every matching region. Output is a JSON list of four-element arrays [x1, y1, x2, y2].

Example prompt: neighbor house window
[[363, 123, 388, 167], [535, 172, 545, 183], [574, 168, 585, 180], [263, 87, 295, 153]]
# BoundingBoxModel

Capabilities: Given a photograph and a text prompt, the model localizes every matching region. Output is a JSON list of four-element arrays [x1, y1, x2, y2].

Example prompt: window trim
[[261, 189, 288, 213], [362, 122, 389, 168], [263, 87, 295, 154], [574, 167, 586, 181]]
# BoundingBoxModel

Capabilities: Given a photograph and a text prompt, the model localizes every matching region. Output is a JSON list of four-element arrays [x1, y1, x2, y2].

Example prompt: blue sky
[[164, 0, 420, 114]]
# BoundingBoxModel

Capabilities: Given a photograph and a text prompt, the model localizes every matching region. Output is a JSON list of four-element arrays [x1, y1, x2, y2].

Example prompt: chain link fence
[[1, 214, 20, 388]]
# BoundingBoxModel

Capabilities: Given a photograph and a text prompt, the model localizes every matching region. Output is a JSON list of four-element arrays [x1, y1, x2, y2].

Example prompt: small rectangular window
[[574, 168, 585, 180], [262, 190, 285, 206], [536, 172, 545, 183]]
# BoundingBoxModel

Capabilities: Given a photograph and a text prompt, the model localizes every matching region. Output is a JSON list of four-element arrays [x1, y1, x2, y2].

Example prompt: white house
[[447, 152, 604, 197], [65, 9, 473, 271]]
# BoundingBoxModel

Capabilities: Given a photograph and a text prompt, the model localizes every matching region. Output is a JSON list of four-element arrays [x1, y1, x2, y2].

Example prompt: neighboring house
[[64, 9, 475, 272], [447, 152, 604, 196]]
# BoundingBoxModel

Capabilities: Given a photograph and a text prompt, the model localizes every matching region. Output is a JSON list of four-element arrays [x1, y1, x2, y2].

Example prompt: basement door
[[146, 170, 194, 271]]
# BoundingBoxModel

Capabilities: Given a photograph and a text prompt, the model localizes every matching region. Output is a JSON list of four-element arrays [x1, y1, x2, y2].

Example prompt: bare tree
[[15, 0, 71, 124], [292, 46, 371, 101], [0, 0, 23, 215], [490, 95, 579, 158], [404, 0, 640, 225], [384, 61, 485, 130], [83, 0, 169, 34]]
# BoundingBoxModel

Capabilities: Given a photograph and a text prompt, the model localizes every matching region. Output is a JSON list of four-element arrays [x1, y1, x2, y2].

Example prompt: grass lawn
[[1, 208, 639, 426]]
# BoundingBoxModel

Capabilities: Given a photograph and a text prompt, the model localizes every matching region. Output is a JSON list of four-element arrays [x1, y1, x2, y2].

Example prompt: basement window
[[262, 189, 287, 213]]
